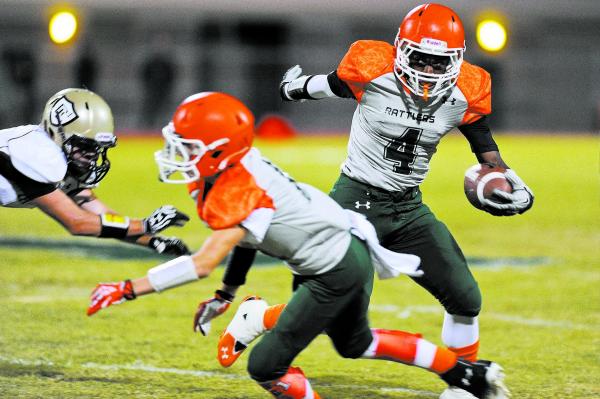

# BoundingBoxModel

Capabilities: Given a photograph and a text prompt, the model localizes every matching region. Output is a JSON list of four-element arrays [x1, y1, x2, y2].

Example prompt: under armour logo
[[443, 97, 457, 106], [220, 347, 229, 359], [355, 201, 371, 209]]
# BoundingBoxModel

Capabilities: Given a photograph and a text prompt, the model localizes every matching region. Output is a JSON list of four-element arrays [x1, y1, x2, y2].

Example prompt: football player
[[195, 4, 531, 397], [0, 88, 190, 255], [87, 92, 509, 399]]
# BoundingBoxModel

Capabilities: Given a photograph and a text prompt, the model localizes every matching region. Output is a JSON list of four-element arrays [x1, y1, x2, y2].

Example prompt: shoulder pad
[[457, 62, 492, 123], [337, 40, 394, 84], [202, 159, 274, 230], [7, 125, 67, 183]]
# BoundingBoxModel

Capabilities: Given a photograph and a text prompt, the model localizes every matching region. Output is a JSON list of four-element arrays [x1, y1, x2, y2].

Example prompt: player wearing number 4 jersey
[[87, 92, 509, 399], [278, 4, 533, 396]]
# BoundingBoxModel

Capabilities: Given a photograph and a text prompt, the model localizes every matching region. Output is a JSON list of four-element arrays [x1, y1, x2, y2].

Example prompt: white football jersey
[[0, 124, 67, 207], [188, 148, 352, 276], [336, 40, 492, 192]]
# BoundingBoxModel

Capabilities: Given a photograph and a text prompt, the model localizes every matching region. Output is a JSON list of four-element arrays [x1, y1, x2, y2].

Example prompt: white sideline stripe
[[370, 304, 595, 331], [0, 355, 438, 396]]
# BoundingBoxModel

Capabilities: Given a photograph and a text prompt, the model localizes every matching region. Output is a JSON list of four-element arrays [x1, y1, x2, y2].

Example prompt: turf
[[0, 133, 598, 398]]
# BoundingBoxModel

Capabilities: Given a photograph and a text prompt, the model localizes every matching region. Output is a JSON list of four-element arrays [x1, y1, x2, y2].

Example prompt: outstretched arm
[[74, 189, 190, 255], [88, 226, 246, 316], [279, 65, 354, 102]]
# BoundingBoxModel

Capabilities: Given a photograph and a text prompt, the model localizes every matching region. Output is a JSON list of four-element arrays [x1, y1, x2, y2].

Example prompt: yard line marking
[[0, 355, 438, 396], [370, 304, 595, 331], [81, 361, 241, 379]]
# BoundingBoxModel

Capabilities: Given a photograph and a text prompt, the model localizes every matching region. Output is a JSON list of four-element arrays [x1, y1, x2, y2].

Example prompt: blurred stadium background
[[0, 0, 599, 133], [0, 1, 599, 398]]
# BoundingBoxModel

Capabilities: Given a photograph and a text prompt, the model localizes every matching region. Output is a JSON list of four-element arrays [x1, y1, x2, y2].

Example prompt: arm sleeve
[[222, 246, 257, 287], [457, 116, 499, 154], [0, 152, 57, 200], [326, 71, 355, 99]]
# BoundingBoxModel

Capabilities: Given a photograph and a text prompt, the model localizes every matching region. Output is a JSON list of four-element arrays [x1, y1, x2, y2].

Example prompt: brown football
[[464, 164, 513, 210]]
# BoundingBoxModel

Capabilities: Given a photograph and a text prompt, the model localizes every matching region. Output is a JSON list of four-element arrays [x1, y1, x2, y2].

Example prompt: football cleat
[[217, 295, 268, 367], [440, 360, 511, 399], [259, 366, 321, 399]]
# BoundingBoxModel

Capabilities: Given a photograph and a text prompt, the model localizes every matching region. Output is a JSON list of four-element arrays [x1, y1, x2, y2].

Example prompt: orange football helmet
[[394, 3, 465, 98], [155, 92, 254, 183]]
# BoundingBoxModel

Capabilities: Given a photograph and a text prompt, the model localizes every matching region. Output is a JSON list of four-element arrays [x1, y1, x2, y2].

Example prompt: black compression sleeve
[[327, 71, 355, 99], [0, 152, 57, 201], [458, 116, 499, 153], [222, 246, 257, 287]]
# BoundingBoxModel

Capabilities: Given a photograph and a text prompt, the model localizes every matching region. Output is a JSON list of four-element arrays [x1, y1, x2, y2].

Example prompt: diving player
[[0, 88, 190, 255]]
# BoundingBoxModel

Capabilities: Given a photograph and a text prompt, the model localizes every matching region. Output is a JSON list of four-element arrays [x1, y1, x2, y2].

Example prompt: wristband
[[215, 289, 234, 303], [283, 75, 315, 101], [99, 213, 130, 238], [147, 255, 198, 292], [123, 279, 137, 300]]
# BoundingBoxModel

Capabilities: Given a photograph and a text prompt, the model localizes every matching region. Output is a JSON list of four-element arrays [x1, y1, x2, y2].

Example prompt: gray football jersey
[[337, 40, 492, 192], [198, 148, 352, 276]]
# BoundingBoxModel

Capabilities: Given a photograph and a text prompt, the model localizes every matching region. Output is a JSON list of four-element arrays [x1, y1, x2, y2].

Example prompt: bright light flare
[[49, 11, 78, 44], [476, 20, 507, 52]]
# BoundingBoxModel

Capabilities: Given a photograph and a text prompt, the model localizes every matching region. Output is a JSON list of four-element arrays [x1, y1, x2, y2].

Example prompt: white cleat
[[217, 295, 268, 367]]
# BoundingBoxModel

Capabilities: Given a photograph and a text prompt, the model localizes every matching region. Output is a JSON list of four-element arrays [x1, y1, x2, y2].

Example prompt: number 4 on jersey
[[383, 128, 423, 175]]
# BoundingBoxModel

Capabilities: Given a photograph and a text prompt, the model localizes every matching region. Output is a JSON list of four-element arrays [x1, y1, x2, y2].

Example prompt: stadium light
[[476, 19, 507, 53], [49, 10, 78, 45]]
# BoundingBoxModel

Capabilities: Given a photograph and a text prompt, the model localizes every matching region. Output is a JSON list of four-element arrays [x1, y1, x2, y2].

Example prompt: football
[[464, 163, 512, 210]]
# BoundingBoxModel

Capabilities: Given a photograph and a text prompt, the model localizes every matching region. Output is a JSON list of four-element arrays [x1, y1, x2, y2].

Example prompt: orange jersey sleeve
[[457, 62, 492, 125], [337, 40, 395, 102], [200, 164, 274, 230]]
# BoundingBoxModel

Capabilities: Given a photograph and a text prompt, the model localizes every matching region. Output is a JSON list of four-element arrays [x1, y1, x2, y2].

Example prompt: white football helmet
[[42, 88, 116, 186]]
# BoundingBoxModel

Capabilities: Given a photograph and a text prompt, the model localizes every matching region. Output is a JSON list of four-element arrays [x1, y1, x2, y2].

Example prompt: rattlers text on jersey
[[188, 148, 352, 276], [337, 40, 491, 191]]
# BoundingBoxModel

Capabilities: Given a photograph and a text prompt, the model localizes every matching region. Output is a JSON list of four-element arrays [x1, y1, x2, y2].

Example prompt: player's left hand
[[485, 169, 534, 216], [87, 280, 136, 316], [143, 205, 190, 234], [279, 64, 305, 101], [148, 236, 191, 256], [193, 290, 234, 335]]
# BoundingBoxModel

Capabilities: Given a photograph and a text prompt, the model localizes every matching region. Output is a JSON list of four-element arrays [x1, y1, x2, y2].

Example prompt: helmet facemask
[[155, 123, 230, 184], [59, 125, 117, 187], [394, 37, 464, 99]]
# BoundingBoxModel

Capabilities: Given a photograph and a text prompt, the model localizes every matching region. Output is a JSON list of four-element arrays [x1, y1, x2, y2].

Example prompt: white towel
[[346, 210, 423, 279]]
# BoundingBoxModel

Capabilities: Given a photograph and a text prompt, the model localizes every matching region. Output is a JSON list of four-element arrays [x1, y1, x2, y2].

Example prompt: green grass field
[[0, 133, 598, 398]]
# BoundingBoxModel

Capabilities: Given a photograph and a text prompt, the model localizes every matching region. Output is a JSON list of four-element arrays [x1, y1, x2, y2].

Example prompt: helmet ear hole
[[211, 150, 223, 159]]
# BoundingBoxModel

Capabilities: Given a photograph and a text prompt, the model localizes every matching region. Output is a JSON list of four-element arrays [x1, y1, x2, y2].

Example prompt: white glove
[[279, 65, 308, 102], [193, 290, 233, 335], [483, 169, 534, 216]]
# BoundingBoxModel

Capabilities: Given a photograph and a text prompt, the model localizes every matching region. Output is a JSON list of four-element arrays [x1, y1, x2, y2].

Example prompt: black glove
[[143, 205, 189, 234], [148, 236, 191, 256]]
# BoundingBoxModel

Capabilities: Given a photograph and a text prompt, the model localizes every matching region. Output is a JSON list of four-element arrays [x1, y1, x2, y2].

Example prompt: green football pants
[[248, 236, 374, 382], [330, 173, 481, 317]]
